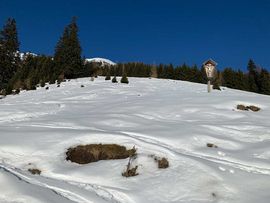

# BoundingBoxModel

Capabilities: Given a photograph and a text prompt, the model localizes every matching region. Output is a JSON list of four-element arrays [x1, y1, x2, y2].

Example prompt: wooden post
[[208, 80, 211, 93]]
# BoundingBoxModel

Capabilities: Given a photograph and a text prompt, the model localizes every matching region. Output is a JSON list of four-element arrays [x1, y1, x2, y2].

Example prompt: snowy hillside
[[85, 58, 116, 66], [0, 77, 270, 203]]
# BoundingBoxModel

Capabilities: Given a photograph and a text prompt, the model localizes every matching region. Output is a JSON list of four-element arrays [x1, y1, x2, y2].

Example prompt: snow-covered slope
[[85, 58, 116, 66], [0, 77, 270, 203]]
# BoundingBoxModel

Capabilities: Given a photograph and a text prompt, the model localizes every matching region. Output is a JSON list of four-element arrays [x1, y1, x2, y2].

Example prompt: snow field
[[0, 77, 270, 202]]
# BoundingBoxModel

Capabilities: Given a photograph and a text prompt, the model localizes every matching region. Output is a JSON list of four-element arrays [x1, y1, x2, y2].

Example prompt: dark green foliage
[[247, 59, 259, 93], [212, 70, 221, 90], [84, 62, 96, 77], [40, 80, 45, 87], [14, 89, 20, 94], [0, 18, 20, 91], [112, 76, 117, 83], [258, 69, 270, 95], [8, 55, 55, 91], [105, 69, 111, 80], [121, 67, 129, 84], [54, 17, 83, 79], [212, 81, 221, 90], [222, 68, 238, 89]]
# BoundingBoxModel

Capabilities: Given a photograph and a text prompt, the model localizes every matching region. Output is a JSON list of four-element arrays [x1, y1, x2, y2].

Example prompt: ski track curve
[[0, 162, 131, 203], [118, 131, 270, 175]]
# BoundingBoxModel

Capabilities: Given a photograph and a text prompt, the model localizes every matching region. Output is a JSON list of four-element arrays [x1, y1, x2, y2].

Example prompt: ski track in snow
[[0, 162, 126, 203], [118, 131, 270, 175]]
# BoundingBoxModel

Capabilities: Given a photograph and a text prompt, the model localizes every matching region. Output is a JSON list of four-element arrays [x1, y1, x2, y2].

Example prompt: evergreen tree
[[0, 18, 20, 91], [258, 69, 270, 95], [54, 17, 82, 79], [112, 75, 117, 83], [121, 65, 129, 84], [235, 70, 248, 91], [247, 59, 259, 93], [223, 68, 240, 89], [105, 67, 111, 80], [212, 70, 221, 90]]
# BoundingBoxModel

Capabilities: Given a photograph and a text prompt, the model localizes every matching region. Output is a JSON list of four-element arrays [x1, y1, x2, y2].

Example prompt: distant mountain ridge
[[19, 52, 116, 66], [85, 57, 116, 66]]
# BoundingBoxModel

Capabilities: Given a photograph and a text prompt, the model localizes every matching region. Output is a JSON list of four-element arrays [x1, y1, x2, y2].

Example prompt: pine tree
[[235, 70, 248, 91], [247, 59, 259, 93], [54, 17, 82, 80], [222, 68, 237, 89], [112, 75, 117, 83], [212, 70, 221, 90], [0, 18, 20, 91], [105, 67, 111, 80], [258, 69, 270, 95], [121, 65, 129, 84]]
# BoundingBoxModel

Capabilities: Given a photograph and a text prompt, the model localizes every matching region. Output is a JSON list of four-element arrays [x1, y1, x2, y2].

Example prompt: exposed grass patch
[[207, 143, 218, 148], [66, 144, 136, 164], [150, 155, 169, 169], [28, 168, 41, 175], [237, 104, 260, 112], [248, 105, 260, 112], [157, 157, 169, 169]]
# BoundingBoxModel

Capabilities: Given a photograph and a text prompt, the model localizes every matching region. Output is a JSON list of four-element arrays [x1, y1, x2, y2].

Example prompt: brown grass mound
[[207, 143, 218, 148], [151, 155, 169, 169], [158, 158, 169, 169], [248, 105, 260, 112], [237, 104, 260, 112], [28, 168, 41, 175], [237, 104, 249, 111], [66, 144, 136, 164]]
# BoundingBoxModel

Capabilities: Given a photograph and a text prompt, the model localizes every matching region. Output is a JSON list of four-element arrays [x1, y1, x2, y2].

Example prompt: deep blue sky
[[1, 0, 270, 70]]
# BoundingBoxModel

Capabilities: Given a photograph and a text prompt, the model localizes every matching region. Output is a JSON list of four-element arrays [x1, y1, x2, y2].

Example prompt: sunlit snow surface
[[0, 77, 270, 203]]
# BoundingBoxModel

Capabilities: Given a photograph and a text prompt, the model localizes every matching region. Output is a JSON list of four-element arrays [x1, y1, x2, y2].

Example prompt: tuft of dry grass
[[28, 168, 41, 175], [237, 104, 260, 112], [237, 104, 249, 111], [248, 105, 260, 112], [151, 155, 169, 169], [207, 143, 218, 148], [157, 157, 169, 169], [122, 146, 138, 177], [122, 165, 138, 177], [66, 144, 136, 164]]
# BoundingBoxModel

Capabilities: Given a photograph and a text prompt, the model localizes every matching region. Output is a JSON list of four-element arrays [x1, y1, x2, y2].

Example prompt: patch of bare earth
[[237, 104, 260, 112], [66, 144, 136, 164]]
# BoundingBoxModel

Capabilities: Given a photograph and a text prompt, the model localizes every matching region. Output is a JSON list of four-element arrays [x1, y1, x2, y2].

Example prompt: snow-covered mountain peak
[[85, 57, 116, 66]]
